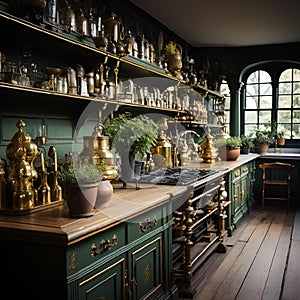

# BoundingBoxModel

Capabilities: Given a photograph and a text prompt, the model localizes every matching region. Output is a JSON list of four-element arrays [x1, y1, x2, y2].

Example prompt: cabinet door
[[129, 235, 164, 300], [77, 257, 126, 300]]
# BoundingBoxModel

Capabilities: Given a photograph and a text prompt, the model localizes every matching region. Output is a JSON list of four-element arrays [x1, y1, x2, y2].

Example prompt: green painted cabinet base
[[226, 160, 256, 235]]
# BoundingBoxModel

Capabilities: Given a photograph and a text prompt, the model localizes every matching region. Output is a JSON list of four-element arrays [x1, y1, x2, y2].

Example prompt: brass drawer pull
[[139, 215, 158, 233], [91, 234, 118, 256]]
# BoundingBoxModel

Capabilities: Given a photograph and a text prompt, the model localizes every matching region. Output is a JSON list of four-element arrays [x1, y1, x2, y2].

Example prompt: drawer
[[232, 164, 249, 180], [127, 206, 164, 242], [67, 224, 126, 275]]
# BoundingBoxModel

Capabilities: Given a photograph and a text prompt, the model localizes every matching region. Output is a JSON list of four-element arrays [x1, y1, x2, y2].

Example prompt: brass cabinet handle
[[91, 234, 118, 256], [139, 215, 158, 233]]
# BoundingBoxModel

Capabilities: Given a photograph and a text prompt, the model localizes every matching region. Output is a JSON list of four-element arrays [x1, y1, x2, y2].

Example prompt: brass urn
[[6, 119, 39, 209], [150, 118, 173, 168], [80, 122, 118, 181], [165, 42, 183, 79]]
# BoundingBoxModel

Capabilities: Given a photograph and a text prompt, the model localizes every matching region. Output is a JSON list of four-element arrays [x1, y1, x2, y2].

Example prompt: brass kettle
[[80, 122, 118, 181]]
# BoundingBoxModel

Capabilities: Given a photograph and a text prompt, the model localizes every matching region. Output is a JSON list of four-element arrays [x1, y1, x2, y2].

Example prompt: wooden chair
[[259, 162, 294, 212]]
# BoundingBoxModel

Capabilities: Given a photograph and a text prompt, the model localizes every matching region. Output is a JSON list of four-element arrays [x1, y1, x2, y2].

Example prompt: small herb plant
[[58, 161, 102, 185], [214, 136, 242, 149], [164, 41, 179, 56]]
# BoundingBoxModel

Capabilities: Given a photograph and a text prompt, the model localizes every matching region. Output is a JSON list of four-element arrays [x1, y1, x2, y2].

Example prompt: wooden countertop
[[0, 153, 260, 246], [189, 153, 260, 172], [0, 183, 190, 245]]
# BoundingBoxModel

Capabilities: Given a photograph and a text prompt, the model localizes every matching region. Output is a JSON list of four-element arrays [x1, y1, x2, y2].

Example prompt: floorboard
[[178, 207, 298, 300]]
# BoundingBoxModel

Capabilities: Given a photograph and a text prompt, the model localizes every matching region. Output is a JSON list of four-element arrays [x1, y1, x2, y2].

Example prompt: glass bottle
[[76, 8, 88, 36]]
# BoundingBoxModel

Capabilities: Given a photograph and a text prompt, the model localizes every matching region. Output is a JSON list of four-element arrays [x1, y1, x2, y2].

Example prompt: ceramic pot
[[257, 143, 269, 154], [64, 182, 98, 217], [218, 147, 240, 161], [277, 138, 285, 146], [95, 180, 113, 208], [240, 145, 250, 154]]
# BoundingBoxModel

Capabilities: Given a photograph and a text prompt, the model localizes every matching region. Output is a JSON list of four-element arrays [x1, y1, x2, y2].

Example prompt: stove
[[139, 168, 219, 186]]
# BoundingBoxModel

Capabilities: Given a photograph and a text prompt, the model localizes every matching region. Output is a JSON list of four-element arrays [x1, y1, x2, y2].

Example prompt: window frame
[[241, 61, 300, 147]]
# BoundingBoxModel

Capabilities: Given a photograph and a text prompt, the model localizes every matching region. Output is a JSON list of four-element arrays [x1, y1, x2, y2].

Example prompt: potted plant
[[58, 161, 103, 217], [164, 41, 183, 79], [214, 136, 242, 161], [251, 128, 274, 154], [275, 130, 286, 146], [240, 135, 254, 154], [102, 112, 158, 183]]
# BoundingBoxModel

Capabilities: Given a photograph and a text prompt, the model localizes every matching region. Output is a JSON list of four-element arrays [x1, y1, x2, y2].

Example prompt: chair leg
[[261, 184, 265, 212]]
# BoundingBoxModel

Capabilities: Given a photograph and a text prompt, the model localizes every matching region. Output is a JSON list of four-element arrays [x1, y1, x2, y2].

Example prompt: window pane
[[260, 83, 272, 95], [245, 111, 257, 123], [293, 110, 300, 122], [259, 70, 271, 83], [260, 95, 272, 108], [294, 82, 300, 94], [246, 96, 258, 109], [280, 69, 292, 81], [244, 125, 256, 136], [247, 71, 258, 84], [278, 110, 291, 123], [279, 82, 292, 94], [278, 95, 292, 108], [292, 124, 300, 138], [220, 83, 230, 95], [293, 69, 300, 81], [294, 95, 300, 107], [259, 110, 271, 123], [246, 84, 258, 96]]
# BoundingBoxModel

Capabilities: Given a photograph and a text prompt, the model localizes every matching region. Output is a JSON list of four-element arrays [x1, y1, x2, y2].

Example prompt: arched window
[[242, 65, 300, 143], [220, 79, 230, 134], [244, 70, 272, 135], [278, 68, 300, 139]]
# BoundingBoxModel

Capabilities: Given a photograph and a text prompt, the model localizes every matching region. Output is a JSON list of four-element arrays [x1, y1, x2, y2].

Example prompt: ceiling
[[129, 0, 300, 47]]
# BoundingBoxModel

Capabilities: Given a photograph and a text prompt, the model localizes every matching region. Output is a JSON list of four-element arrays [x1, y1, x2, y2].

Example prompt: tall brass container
[[6, 120, 39, 209], [151, 131, 173, 168], [80, 134, 118, 181]]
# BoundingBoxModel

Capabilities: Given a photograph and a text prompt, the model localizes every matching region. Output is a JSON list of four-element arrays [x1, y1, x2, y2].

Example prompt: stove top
[[139, 168, 219, 186]]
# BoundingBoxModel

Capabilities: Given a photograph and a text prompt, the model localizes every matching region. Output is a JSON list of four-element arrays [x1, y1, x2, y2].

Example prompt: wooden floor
[[179, 202, 300, 300]]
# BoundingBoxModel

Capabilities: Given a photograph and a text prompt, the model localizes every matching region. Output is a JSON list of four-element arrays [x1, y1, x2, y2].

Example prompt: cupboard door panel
[[130, 236, 163, 300], [78, 257, 126, 300]]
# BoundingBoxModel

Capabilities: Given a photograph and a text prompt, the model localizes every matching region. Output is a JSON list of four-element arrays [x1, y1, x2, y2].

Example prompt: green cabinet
[[227, 160, 256, 234], [0, 197, 178, 300], [77, 257, 126, 299]]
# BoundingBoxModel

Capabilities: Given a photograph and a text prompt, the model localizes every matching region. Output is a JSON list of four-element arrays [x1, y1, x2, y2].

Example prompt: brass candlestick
[[48, 146, 62, 201], [37, 152, 51, 205]]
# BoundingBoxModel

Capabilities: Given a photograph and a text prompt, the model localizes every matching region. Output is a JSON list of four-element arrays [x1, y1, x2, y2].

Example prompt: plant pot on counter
[[63, 182, 98, 218], [240, 145, 251, 154], [277, 137, 285, 146], [95, 180, 114, 208], [257, 143, 269, 154], [218, 147, 241, 161]]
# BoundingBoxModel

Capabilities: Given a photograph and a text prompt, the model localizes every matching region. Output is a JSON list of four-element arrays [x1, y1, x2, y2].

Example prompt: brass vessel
[[103, 13, 124, 42], [200, 128, 217, 163], [6, 120, 39, 209], [80, 119, 118, 181], [150, 118, 172, 168]]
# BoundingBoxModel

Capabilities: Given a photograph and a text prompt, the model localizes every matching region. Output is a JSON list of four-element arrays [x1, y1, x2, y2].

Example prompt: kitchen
[[0, 0, 300, 299]]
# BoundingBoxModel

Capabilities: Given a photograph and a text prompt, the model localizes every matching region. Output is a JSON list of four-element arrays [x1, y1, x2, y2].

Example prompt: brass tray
[[0, 200, 64, 216]]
